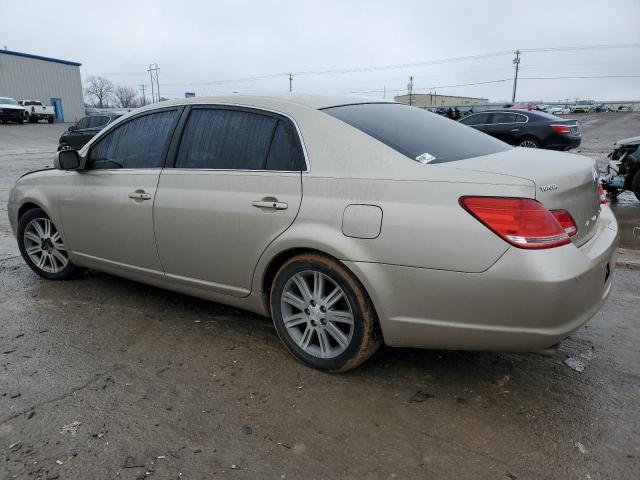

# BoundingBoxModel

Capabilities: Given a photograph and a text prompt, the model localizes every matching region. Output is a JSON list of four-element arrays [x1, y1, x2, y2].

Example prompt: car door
[[68, 117, 91, 148], [484, 112, 518, 143], [153, 105, 305, 297], [58, 107, 181, 278]]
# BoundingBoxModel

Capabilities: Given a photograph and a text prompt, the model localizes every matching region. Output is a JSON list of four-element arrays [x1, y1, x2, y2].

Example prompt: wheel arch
[[258, 246, 379, 321]]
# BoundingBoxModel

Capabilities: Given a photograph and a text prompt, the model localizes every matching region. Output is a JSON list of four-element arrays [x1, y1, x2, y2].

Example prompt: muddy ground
[[1, 115, 639, 479]]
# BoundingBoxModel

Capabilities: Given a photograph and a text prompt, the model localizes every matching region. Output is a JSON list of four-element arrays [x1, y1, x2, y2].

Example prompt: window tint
[[86, 110, 176, 170], [77, 117, 90, 129], [88, 116, 108, 128], [175, 109, 279, 170], [324, 104, 509, 164], [490, 112, 517, 124], [266, 121, 304, 170], [459, 113, 490, 125], [515, 114, 527, 123]]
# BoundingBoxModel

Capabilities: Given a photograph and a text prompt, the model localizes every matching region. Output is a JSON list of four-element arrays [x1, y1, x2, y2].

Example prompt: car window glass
[[490, 112, 517, 124], [86, 110, 176, 170], [459, 112, 490, 126], [88, 116, 107, 128], [77, 117, 90, 129], [514, 114, 527, 123], [323, 104, 509, 164], [265, 120, 304, 171], [175, 109, 278, 170]]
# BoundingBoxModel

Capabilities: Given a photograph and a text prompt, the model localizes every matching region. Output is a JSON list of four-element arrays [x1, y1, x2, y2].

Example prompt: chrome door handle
[[252, 200, 288, 210], [128, 191, 152, 200], [510, 128, 520, 132]]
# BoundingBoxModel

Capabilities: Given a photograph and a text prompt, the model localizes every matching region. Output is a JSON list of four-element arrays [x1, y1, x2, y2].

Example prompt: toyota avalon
[[8, 95, 618, 371]]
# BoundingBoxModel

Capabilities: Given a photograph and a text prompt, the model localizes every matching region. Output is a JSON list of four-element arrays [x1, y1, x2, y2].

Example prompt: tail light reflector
[[459, 196, 571, 249], [549, 124, 571, 135], [550, 209, 577, 237]]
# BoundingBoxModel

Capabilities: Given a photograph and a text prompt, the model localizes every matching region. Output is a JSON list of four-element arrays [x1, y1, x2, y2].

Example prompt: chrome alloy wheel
[[23, 218, 69, 274], [280, 270, 354, 359], [519, 139, 539, 148]]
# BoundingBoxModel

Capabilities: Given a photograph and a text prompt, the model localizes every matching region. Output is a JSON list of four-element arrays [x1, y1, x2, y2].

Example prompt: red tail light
[[459, 197, 571, 249], [550, 209, 577, 237], [598, 184, 607, 205], [549, 124, 571, 135], [31, 106, 35, 113]]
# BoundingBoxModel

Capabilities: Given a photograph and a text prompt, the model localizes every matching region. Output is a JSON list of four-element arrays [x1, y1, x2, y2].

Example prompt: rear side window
[[86, 110, 176, 170], [515, 114, 527, 123], [323, 103, 509, 164], [175, 108, 304, 171]]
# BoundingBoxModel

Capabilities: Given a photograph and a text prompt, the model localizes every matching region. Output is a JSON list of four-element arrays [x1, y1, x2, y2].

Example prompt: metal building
[[0, 49, 84, 122], [394, 93, 489, 108]]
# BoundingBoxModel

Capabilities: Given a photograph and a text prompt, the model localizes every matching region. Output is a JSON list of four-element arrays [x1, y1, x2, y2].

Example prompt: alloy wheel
[[280, 270, 354, 359], [519, 139, 539, 148], [23, 218, 69, 274]]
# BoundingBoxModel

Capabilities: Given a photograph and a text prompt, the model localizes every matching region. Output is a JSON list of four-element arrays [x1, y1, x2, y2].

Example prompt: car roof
[[136, 93, 395, 112]]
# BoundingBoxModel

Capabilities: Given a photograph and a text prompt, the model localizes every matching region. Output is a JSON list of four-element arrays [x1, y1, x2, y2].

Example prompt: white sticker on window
[[415, 152, 436, 164]]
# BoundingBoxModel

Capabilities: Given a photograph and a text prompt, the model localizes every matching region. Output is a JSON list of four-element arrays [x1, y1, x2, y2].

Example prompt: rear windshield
[[322, 103, 510, 164]]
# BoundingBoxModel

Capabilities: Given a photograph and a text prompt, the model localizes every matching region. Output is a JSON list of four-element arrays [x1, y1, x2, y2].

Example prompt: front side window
[[77, 117, 90, 129], [86, 110, 176, 170], [459, 112, 490, 126], [489, 112, 516, 124], [88, 116, 108, 128], [324, 104, 508, 164], [175, 108, 304, 171]]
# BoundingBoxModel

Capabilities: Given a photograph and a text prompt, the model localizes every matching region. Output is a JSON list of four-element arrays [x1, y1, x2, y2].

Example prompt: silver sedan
[[8, 95, 618, 371]]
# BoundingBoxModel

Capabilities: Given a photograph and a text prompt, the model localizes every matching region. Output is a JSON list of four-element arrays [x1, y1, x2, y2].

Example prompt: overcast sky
[[3, 0, 640, 102]]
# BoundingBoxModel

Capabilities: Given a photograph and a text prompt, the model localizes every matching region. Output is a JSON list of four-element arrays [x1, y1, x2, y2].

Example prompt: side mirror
[[54, 150, 81, 170], [68, 125, 77, 132]]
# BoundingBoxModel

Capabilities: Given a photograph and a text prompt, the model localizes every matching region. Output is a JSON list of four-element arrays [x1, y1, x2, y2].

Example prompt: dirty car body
[[8, 95, 618, 371]]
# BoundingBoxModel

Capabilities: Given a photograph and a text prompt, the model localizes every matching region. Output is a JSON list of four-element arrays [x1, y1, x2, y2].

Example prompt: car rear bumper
[[546, 134, 581, 150], [344, 206, 619, 351]]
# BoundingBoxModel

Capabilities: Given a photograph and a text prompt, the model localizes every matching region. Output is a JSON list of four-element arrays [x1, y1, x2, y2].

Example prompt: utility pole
[[511, 50, 520, 103], [383, 85, 386, 99], [407, 76, 414, 106], [289, 73, 293, 92], [147, 63, 160, 102], [139, 84, 147, 106]]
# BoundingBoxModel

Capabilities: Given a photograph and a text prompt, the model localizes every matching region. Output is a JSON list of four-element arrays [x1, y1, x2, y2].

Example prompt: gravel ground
[[1, 116, 639, 480]]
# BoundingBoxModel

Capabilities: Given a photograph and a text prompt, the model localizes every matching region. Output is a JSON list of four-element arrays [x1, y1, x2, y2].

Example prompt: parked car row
[[0, 96, 56, 123]]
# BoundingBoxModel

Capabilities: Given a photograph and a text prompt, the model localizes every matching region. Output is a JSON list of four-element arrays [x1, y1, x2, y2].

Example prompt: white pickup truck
[[18, 100, 56, 123]]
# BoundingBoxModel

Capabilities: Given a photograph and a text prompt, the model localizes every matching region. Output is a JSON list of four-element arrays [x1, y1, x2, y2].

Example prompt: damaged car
[[601, 136, 640, 201]]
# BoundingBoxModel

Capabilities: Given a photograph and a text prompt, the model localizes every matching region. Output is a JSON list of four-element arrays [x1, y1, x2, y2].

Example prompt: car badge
[[539, 184, 558, 192]]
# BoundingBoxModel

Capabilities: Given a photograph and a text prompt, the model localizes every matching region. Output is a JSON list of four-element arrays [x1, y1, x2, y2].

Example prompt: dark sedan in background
[[58, 113, 122, 150], [459, 109, 581, 150]]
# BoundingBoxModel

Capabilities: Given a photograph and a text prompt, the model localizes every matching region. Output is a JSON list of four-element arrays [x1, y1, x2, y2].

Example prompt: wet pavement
[[1, 117, 640, 479]]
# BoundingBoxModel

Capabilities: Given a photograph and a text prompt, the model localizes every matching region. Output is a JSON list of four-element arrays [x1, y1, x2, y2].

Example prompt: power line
[[520, 43, 640, 53]]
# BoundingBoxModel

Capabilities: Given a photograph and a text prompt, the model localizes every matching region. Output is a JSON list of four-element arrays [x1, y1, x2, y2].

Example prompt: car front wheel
[[270, 253, 381, 372], [17, 208, 80, 280]]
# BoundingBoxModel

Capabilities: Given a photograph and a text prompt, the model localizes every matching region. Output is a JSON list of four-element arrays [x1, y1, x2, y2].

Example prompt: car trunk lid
[[440, 148, 601, 246]]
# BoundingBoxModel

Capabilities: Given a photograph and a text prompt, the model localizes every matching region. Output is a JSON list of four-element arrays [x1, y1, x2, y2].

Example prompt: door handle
[[510, 128, 520, 132], [128, 190, 152, 200], [252, 200, 288, 210]]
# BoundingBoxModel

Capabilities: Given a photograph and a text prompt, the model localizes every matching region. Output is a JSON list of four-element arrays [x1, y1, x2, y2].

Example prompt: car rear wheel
[[518, 137, 540, 148], [270, 253, 381, 372], [47, 116, 54, 124], [17, 208, 80, 280]]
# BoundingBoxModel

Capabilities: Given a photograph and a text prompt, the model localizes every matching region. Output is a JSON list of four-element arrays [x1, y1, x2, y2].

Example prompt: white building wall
[[0, 52, 84, 122]]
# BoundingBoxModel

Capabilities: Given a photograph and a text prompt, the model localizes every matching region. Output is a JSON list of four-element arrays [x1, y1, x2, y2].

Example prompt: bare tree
[[114, 85, 137, 108], [85, 76, 114, 108]]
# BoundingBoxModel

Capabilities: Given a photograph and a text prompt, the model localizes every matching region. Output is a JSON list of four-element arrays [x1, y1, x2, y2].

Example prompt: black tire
[[270, 253, 382, 372], [47, 116, 54, 124], [23, 113, 30, 123], [518, 137, 541, 148], [632, 170, 640, 203], [17, 208, 81, 280]]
